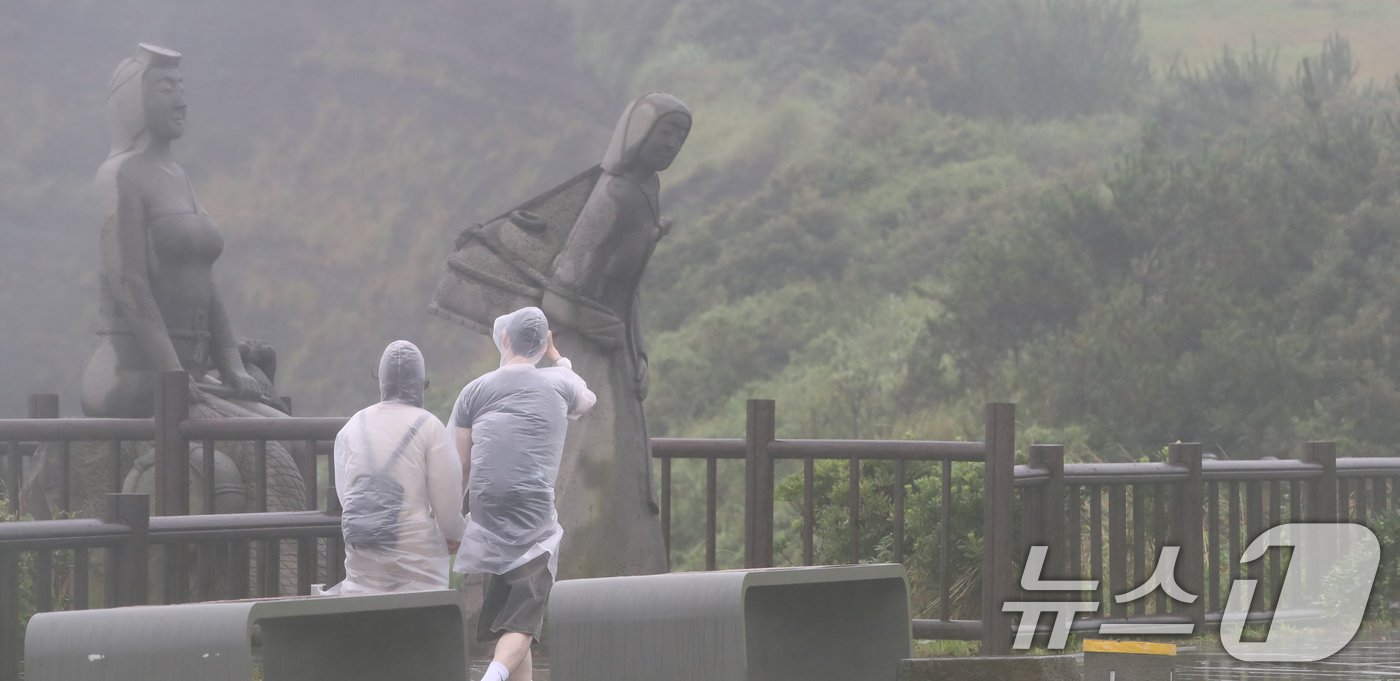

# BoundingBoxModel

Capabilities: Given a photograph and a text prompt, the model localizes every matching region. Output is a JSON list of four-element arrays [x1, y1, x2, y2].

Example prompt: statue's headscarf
[[378, 340, 426, 408], [492, 307, 550, 367], [106, 43, 181, 159], [599, 91, 691, 176]]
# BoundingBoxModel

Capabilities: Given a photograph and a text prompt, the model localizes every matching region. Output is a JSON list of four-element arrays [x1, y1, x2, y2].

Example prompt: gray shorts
[[478, 552, 553, 642]]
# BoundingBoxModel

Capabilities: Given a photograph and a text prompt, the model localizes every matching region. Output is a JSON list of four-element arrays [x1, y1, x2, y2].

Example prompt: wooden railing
[[652, 400, 1016, 652], [5, 378, 1400, 675], [1, 375, 345, 519], [0, 493, 341, 681]]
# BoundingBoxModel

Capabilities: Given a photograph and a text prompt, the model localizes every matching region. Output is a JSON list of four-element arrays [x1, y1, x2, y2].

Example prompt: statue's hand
[[225, 370, 264, 401], [636, 354, 649, 400], [585, 322, 625, 351], [541, 289, 577, 330], [542, 288, 625, 350]]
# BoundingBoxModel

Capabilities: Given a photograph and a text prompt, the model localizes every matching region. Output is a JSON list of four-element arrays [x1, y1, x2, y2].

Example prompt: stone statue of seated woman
[[26, 45, 307, 533]]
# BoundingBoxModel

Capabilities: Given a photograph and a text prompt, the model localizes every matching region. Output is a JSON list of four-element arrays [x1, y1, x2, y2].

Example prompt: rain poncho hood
[[107, 43, 181, 159], [493, 306, 549, 367], [325, 341, 466, 595], [378, 340, 426, 407], [451, 309, 596, 576], [600, 91, 692, 176]]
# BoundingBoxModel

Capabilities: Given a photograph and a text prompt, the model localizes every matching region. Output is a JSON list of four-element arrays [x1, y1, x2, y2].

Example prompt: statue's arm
[[207, 288, 258, 397], [552, 189, 619, 294], [604, 181, 658, 397], [631, 289, 650, 400], [98, 165, 182, 372], [543, 187, 627, 346]]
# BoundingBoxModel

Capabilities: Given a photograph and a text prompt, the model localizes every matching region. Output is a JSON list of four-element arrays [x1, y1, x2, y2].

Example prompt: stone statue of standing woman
[[543, 92, 691, 578], [433, 91, 692, 578]]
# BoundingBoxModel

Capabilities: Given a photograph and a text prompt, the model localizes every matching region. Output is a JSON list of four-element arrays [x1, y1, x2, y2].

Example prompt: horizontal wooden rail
[[653, 437, 985, 462], [179, 417, 347, 440], [0, 518, 129, 550], [1201, 459, 1324, 481], [1062, 462, 1189, 484], [768, 439, 985, 461], [1337, 457, 1400, 477], [0, 418, 154, 440], [651, 438, 745, 459], [147, 511, 340, 543]]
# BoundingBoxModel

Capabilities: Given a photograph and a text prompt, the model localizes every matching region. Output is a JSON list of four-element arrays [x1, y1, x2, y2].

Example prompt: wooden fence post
[[153, 370, 190, 517], [1027, 444, 1065, 578], [981, 402, 1015, 656], [153, 371, 190, 603], [744, 399, 776, 568], [27, 395, 60, 618], [1169, 442, 1204, 627], [27, 395, 61, 512], [105, 493, 150, 607], [0, 545, 19, 681], [1306, 442, 1337, 523]]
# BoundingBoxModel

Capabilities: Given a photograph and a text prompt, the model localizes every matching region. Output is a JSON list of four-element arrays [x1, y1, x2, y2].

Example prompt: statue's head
[[106, 43, 183, 158], [493, 307, 549, 367], [378, 340, 427, 408], [601, 91, 692, 175]]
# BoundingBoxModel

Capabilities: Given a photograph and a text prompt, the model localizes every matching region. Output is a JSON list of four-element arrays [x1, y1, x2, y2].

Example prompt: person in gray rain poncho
[[327, 341, 466, 595], [450, 307, 595, 681]]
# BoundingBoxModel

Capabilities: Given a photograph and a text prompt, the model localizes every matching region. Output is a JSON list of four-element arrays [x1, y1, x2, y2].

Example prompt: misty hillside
[[4, 0, 1400, 466]]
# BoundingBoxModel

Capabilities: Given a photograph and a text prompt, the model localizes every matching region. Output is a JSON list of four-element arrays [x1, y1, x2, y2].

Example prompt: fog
[[0, 0, 654, 417], [3, 1, 1398, 458]]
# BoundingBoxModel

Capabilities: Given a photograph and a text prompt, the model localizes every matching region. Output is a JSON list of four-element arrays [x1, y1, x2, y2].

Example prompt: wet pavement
[[468, 659, 550, 681], [1172, 639, 1400, 680]]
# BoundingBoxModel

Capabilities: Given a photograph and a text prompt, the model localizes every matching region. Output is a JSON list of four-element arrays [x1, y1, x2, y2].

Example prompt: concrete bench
[[24, 590, 467, 681], [548, 563, 911, 681]]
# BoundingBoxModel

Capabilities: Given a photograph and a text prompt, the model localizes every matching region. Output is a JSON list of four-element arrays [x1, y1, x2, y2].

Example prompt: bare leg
[[494, 632, 533, 676], [515, 648, 533, 681]]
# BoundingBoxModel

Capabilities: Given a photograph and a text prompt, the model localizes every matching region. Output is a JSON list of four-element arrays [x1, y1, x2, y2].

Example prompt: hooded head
[[107, 43, 182, 159], [378, 340, 426, 407], [492, 307, 549, 367], [600, 91, 692, 176]]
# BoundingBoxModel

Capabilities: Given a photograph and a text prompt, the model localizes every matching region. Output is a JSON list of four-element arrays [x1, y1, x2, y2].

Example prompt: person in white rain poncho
[[328, 340, 466, 595], [451, 307, 595, 681]]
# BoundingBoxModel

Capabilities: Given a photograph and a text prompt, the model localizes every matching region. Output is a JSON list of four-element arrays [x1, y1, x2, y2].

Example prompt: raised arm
[[545, 332, 597, 419], [98, 164, 182, 372]]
